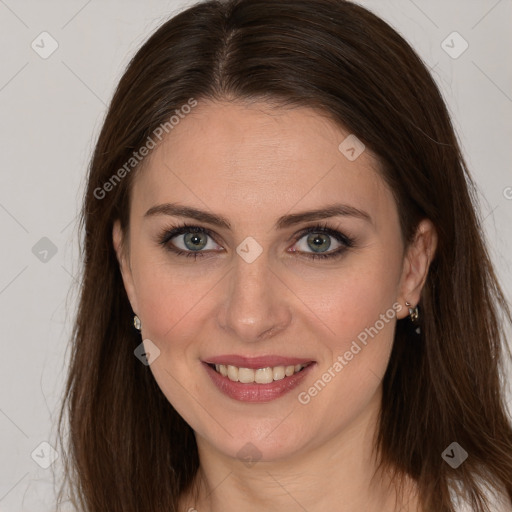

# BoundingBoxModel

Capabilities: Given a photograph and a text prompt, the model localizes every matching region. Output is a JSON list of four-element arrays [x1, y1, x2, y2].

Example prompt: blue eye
[[157, 223, 355, 261], [291, 225, 355, 260], [158, 225, 220, 259]]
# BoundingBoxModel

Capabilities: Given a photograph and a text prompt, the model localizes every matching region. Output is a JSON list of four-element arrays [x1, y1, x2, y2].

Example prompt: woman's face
[[114, 100, 432, 463]]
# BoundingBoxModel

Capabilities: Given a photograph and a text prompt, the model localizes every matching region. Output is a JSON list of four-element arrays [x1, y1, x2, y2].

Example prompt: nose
[[217, 249, 292, 343]]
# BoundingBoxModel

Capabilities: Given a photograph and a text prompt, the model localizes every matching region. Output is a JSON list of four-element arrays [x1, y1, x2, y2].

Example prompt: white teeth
[[273, 366, 285, 381], [238, 367, 255, 383], [255, 367, 273, 384], [227, 365, 239, 382], [213, 362, 309, 383]]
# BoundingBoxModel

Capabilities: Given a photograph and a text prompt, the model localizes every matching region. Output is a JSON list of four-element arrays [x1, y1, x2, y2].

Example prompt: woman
[[56, 0, 512, 510]]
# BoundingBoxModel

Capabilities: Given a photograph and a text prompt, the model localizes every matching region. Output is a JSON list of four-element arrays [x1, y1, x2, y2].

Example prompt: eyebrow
[[144, 202, 373, 229]]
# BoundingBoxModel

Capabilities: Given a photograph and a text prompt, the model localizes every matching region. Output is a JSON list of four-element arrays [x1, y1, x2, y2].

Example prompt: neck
[[179, 390, 421, 512]]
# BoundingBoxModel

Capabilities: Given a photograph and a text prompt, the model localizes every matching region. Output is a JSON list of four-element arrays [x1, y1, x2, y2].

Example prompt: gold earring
[[133, 315, 141, 331], [405, 301, 419, 322]]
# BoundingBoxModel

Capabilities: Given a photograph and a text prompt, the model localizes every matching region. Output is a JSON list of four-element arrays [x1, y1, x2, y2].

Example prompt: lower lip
[[202, 362, 315, 403]]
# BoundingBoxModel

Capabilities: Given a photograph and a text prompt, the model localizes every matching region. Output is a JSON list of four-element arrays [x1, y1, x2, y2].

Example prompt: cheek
[[129, 246, 217, 349], [303, 252, 401, 396], [129, 253, 212, 425], [306, 250, 401, 346]]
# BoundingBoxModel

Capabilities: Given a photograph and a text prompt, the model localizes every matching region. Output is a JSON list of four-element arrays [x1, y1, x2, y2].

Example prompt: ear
[[396, 218, 437, 320], [112, 220, 139, 314]]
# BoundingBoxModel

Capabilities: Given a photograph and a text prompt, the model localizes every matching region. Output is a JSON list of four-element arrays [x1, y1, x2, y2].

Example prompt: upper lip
[[204, 355, 315, 369]]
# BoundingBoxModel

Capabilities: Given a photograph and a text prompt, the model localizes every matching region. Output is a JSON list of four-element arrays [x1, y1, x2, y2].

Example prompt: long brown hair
[[56, 0, 512, 510]]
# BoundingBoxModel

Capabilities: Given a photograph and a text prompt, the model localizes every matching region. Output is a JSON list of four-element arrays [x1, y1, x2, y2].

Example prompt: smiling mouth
[[206, 362, 313, 384]]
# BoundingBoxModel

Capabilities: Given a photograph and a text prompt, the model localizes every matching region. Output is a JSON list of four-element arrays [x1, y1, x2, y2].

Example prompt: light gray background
[[0, 1, 511, 510]]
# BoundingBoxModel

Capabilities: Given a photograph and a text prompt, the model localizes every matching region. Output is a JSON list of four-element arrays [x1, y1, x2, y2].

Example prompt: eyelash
[[156, 222, 356, 261]]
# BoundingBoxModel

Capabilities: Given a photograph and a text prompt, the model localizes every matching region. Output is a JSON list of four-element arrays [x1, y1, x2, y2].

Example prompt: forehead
[[131, 100, 395, 229]]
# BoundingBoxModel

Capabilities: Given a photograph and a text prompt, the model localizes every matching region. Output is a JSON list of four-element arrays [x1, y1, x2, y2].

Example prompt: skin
[[113, 99, 437, 512]]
